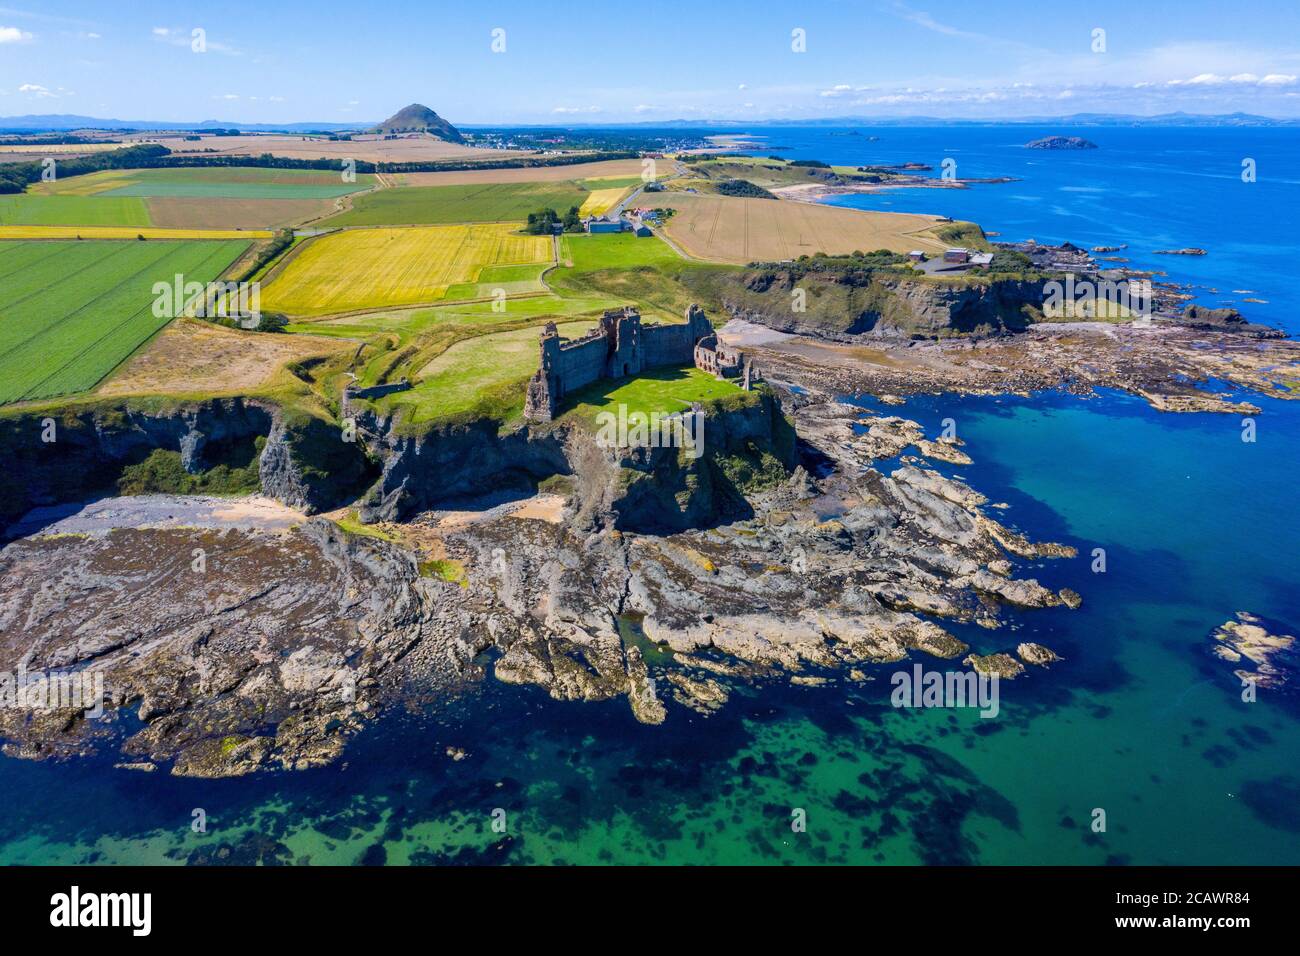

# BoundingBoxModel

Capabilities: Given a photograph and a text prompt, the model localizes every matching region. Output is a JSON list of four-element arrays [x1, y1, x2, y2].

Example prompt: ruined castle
[[523, 304, 753, 422]]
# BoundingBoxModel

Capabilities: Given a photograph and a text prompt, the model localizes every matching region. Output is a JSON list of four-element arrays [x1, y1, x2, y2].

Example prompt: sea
[[1, 126, 1297, 865]]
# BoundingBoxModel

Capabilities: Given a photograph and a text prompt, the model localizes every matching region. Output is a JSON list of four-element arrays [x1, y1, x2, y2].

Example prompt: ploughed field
[[259, 223, 554, 316], [0, 239, 249, 405]]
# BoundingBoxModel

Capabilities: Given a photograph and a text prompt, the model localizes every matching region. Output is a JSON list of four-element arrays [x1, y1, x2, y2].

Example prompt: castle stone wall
[[642, 323, 695, 368], [549, 334, 607, 399], [525, 304, 739, 421]]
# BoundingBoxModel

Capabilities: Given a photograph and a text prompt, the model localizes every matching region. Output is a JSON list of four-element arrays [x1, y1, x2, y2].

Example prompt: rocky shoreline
[[719, 315, 1297, 416], [0, 388, 1083, 775]]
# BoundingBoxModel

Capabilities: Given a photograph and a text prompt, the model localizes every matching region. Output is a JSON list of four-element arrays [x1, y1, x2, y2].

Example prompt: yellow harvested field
[[650, 193, 955, 263], [0, 142, 131, 154], [578, 187, 628, 218], [0, 225, 273, 240], [29, 170, 139, 196], [99, 318, 347, 397], [392, 158, 649, 186], [261, 224, 553, 316]]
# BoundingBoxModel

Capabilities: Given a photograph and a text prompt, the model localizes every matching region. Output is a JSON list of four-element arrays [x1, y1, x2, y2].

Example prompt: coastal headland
[[1, 122, 1295, 777]]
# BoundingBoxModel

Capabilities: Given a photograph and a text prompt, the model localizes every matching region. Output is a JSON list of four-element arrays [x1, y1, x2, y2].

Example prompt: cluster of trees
[[237, 228, 295, 280], [524, 206, 584, 235], [0, 134, 113, 147], [0, 143, 169, 194], [987, 249, 1035, 273], [714, 178, 776, 199]]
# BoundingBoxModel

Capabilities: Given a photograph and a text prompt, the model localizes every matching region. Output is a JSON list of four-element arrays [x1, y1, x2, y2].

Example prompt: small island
[[1025, 135, 1098, 150]]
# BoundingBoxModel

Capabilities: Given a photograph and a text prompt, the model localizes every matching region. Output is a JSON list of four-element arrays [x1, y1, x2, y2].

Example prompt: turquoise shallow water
[[1, 127, 1297, 864]]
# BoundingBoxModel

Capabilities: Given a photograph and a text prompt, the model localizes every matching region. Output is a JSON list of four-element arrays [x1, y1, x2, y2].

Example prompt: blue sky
[[3, 0, 1300, 123]]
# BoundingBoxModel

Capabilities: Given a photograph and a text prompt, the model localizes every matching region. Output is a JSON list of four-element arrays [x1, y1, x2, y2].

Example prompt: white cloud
[[151, 26, 170, 36], [1169, 71, 1296, 87], [552, 105, 601, 114], [16, 82, 72, 99], [0, 24, 33, 42]]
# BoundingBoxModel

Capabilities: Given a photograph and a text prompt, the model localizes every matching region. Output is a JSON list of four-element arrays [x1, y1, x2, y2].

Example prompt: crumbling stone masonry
[[524, 304, 754, 422]]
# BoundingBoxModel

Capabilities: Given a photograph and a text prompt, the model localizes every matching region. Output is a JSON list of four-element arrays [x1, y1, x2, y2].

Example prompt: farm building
[[584, 217, 627, 234]]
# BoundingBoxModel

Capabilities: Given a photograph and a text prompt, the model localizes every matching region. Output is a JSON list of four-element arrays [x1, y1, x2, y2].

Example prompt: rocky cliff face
[[0, 399, 371, 532], [722, 271, 1047, 340], [354, 412, 570, 524], [354, 390, 796, 534]]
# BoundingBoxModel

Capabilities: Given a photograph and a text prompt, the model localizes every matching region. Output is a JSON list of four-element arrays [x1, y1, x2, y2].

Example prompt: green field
[[0, 239, 249, 404], [324, 181, 593, 226], [560, 366, 744, 423], [562, 233, 683, 272], [0, 195, 152, 227], [408, 320, 599, 422]]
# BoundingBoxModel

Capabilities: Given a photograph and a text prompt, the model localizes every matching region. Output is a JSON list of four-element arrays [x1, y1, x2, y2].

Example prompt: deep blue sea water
[[752, 125, 1299, 335], [1, 127, 1297, 865]]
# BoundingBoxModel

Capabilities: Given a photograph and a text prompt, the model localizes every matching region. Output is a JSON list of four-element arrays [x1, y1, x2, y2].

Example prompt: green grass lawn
[[398, 319, 599, 423], [324, 181, 592, 226], [561, 232, 682, 272], [0, 194, 152, 226], [560, 366, 744, 424], [0, 239, 249, 404], [283, 293, 621, 423], [285, 293, 619, 341]]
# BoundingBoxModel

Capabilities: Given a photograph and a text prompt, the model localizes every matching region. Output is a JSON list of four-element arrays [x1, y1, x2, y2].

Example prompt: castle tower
[[685, 303, 712, 344], [603, 307, 644, 379], [524, 323, 562, 421]]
